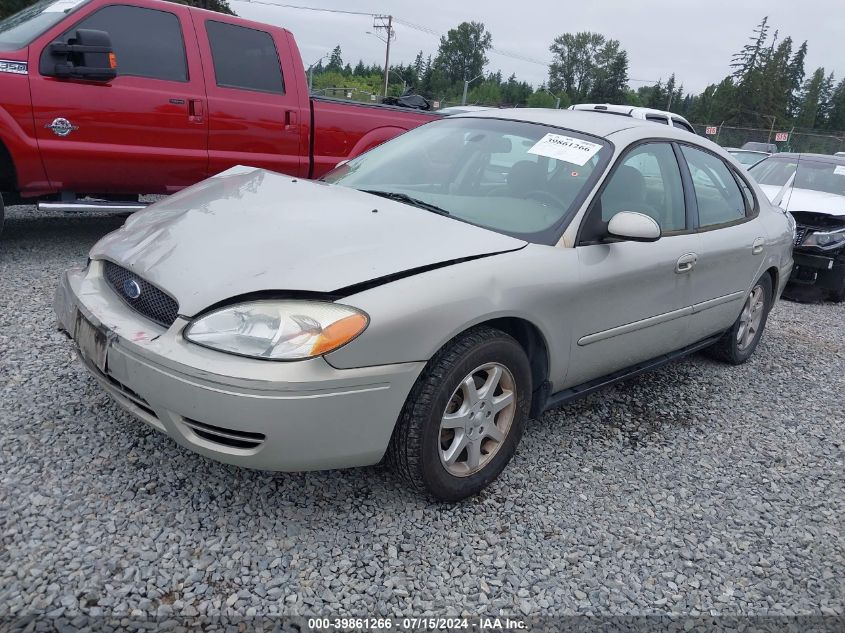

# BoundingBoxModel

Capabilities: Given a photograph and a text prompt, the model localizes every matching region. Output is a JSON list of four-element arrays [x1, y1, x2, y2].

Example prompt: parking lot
[[1, 205, 843, 618]]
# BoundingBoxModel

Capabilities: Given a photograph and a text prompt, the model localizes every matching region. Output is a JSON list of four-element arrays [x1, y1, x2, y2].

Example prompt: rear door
[[192, 16, 306, 177], [678, 144, 766, 341], [29, 1, 208, 194]]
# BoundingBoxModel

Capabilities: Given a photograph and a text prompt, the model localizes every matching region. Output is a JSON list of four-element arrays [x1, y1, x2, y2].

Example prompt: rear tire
[[387, 326, 532, 501], [705, 274, 773, 365]]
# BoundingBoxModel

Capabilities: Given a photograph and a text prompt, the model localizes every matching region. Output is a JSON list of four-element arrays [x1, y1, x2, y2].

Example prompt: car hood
[[759, 185, 845, 216], [91, 166, 527, 316]]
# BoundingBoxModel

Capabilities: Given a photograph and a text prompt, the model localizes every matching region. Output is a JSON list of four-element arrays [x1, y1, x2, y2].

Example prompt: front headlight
[[184, 300, 368, 360], [802, 228, 845, 249]]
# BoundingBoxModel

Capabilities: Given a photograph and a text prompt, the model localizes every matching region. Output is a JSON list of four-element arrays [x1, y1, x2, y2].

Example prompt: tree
[[434, 21, 492, 84], [827, 79, 845, 131], [548, 32, 627, 104], [326, 46, 343, 73], [796, 67, 827, 128]]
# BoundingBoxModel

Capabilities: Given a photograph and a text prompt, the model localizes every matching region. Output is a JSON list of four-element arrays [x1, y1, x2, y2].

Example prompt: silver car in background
[[55, 110, 793, 500]]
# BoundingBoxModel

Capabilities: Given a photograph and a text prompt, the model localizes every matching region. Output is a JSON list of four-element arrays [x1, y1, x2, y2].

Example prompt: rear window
[[206, 21, 284, 94], [0, 0, 90, 51]]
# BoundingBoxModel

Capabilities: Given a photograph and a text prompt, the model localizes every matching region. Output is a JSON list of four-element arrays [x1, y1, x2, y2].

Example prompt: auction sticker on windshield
[[528, 133, 603, 166]]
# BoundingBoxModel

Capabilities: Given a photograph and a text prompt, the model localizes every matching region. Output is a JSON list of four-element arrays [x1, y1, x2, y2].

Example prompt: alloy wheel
[[438, 362, 516, 477], [737, 285, 765, 351]]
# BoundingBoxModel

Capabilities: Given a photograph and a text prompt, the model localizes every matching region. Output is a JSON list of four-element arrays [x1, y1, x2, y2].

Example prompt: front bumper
[[54, 263, 425, 471], [788, 249, 845, 292]]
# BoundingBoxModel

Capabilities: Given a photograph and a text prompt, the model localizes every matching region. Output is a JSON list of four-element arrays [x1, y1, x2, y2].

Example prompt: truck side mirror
[[46, 29, 117, 82]]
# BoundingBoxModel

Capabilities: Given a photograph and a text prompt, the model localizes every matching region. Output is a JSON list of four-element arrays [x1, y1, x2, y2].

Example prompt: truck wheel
[[705, 274, 773, 365], [387, 326, 531, 501]]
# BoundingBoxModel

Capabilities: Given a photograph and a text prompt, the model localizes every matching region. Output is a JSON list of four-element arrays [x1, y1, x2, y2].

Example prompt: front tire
[[387, 326, 532, 501], [705, 274, 773, 365]]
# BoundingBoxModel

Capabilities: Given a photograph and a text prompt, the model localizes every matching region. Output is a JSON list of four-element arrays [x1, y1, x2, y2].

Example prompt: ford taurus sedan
[[55, 110, 793, 500]]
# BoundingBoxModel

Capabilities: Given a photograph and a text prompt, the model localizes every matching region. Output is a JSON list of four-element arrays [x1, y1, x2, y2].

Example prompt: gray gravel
[[1, 204, 843, 620]]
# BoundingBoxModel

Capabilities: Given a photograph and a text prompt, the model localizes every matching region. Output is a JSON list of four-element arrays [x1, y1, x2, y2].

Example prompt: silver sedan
[[55, 109, 794, 500]]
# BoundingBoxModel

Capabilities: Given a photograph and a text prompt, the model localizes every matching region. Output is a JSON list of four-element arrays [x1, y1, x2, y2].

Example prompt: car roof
[[452, 108, 700, 141], [761, 153, 845, 165]]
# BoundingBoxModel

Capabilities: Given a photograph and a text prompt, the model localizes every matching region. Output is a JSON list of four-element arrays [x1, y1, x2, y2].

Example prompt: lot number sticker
[[834, 165, 845, 176], [775, 132, 789, 142], [528, 134, 603, 166]]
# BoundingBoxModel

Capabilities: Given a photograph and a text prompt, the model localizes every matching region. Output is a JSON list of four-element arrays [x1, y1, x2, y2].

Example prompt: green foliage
[[433, 21, 492, 85], [548, 32, 628, 104]]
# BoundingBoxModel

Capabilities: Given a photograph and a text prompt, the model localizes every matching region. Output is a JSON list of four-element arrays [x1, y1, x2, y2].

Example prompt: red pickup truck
[[0, 0, 437, 234]]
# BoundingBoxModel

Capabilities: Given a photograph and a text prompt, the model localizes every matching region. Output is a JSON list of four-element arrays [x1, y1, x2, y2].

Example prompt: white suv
[[569, 104, 696, 134]]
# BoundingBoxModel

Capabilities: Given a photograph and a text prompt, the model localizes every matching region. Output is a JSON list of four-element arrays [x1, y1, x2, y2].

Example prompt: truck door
[[28, 2, 208, 195], [192, 16, 307, 178]]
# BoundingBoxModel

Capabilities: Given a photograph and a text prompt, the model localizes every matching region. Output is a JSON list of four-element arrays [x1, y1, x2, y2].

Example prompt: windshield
[[0, 0, 89, 51], [322, 117, 612, 243], [731, 151, 766, 167], [750, 157, 845, 196]]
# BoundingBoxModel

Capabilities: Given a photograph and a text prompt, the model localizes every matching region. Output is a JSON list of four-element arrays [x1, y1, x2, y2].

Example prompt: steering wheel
[[525, 190, 564, 207]]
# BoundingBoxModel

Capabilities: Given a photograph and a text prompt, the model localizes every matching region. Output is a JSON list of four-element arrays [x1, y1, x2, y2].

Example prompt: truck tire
[[0, 193, 5, 239]]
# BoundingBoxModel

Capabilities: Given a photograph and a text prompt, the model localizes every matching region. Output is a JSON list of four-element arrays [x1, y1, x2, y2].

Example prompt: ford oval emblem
[[123, 279, 142, 300]]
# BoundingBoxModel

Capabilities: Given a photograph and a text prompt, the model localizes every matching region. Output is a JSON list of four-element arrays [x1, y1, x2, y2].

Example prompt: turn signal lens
[[108, 53, 117, 69], [310, 313, 369, 356]]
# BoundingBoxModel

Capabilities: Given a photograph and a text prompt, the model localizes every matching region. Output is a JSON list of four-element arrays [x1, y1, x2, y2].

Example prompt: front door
[[29, 2, 208, 194], [566, 142, 699, 388]]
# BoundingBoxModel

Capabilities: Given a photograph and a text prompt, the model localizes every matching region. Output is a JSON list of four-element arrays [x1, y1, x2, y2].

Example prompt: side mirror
[[607, 211, 661, 242], [46, 29, 116, 82]]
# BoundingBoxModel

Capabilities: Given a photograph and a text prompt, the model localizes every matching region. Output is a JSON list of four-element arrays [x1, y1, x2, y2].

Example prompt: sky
[[230, 0, 844, 96]]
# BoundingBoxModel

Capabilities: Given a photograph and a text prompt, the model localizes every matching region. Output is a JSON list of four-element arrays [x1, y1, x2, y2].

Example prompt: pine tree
[[797, 67, 826, 128]]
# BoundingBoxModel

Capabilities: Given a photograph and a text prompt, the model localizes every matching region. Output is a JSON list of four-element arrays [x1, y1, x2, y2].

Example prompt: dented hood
[[91, 166, 526, 316], [759, 185, 845, 216]]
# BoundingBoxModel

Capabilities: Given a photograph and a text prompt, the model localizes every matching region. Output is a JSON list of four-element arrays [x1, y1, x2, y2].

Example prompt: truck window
[[0, 0, 91, 51], [47, 5, 187, 81], [206, 21, 284, 94]]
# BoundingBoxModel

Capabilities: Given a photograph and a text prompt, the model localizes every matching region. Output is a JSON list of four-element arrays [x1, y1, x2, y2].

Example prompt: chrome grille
[[103, 261, 179, 327], [793, 226, 808, 247]]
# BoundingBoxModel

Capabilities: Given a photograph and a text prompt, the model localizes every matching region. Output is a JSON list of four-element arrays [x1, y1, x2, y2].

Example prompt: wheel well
[[0, 140, 18, 193], [765, 266, 779, 294], [481, 317, 550, 414]]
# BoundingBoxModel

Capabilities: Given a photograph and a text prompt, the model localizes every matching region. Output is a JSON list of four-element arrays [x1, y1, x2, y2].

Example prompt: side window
[[206, 21, 284, 94], [50, 6, 187, 82], [682, 146, 746, 227], [599, 143, 686, 232], [735, 174, 757, 215]]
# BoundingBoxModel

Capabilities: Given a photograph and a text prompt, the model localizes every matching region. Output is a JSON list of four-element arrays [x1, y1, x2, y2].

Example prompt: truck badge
[[46, 118, 79, 137]]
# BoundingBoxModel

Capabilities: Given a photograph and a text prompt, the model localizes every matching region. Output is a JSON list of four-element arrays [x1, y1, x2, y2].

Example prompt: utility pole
[[462, 74, 484, 106], [373, 15, 393, 98]]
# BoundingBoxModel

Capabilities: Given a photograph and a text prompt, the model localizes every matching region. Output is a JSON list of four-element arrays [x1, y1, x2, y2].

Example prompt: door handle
[[284, 110, 297, 130], [752, 237, 765, 255], [188, 99, 204, 123], [675, 252, 697, 274]]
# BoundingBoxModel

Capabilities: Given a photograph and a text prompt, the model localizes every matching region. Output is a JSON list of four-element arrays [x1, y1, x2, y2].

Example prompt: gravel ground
[[1, 205, 843, 621]]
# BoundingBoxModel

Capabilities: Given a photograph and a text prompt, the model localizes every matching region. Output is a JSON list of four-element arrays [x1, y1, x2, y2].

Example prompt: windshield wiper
[[359, 189, 451, 216]]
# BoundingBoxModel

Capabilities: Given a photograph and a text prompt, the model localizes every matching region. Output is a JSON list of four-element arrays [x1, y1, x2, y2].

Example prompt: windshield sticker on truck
[[834, 165, 845, 176], [0, 60, 28, 75], [44, 0, 86, 12], [528, 134, 603, 166]]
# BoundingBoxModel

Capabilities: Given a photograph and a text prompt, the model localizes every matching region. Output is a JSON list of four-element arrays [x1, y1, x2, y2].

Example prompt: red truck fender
[[347, 126, 410, 160], [0, 104, 51, 197]]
